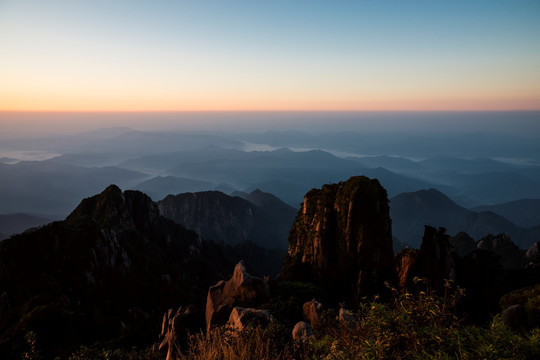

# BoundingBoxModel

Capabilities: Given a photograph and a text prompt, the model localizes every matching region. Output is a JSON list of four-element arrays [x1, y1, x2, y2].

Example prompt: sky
[[1, 0, 539, 113]]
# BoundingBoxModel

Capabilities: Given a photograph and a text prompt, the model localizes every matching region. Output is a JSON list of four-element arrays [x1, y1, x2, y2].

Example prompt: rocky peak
[[395, 226, 456, 293], [477, 233, 525, 269], [158, 190, 295, 249], [418, 226, 456, 291], [282, 176, 395, 303], [66, 184, 160, 233], [158, 191, 256, 246]]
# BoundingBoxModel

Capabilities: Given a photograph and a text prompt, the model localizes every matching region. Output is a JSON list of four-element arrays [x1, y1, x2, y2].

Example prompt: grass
[[31, 281, 539, 360]]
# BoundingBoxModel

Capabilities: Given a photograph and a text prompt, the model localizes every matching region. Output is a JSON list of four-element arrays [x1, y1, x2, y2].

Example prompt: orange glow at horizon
[[2, 79, 540, 113]]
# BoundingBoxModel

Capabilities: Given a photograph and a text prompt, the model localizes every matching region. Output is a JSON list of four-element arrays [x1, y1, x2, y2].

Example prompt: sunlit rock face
[[205, 261, 270, 330], [282, 176, 396, 303]]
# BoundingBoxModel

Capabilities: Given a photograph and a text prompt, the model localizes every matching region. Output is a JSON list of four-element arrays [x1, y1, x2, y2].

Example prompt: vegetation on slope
[[31, 282, 539, 360]]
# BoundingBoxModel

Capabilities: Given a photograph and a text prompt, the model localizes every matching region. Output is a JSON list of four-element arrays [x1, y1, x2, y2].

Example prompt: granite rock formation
[[159, 306, 200, 360], [395, 248, 420, 291], [303, 299, 323, 327], [477, 233, 526, 269], [292, 321, 313, 342], [226, 307, 271, 331], [206, 261, 270, 330], [395, 226, 456, 293], [418, 226, 456, 292], [282, 176, 396, 303], [158, 190, 296, 250]]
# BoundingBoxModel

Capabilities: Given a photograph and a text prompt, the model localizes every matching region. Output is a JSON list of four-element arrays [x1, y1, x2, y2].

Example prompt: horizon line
[[2, 109, 540, 114]]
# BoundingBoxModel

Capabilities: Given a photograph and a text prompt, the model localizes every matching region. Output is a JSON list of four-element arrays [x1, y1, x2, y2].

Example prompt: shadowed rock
[[227, 307, 271, 331], [502, 304, 528, 333], [418, 226, 456, 292], [292, 321, 313, 342], [159, 305, 199, 360], [339, 307, 355, 325], [303, 299, 323, 327]]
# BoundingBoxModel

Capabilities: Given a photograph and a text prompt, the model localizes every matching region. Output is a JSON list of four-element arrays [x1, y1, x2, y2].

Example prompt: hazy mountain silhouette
[[472, 199, 540, 228], [0, 161, 148, 216], [1, 127, 540, 218], [131, 176, 214, 201], [390, 188, 539, 248], [0, 213, 53, 240], [390, 189, 470, 247]]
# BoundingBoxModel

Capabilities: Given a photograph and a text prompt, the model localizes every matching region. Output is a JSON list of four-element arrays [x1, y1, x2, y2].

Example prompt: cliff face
[[158, 191, 256, 246], [158, 190, 296, 250], [282, 176, 395, 302]]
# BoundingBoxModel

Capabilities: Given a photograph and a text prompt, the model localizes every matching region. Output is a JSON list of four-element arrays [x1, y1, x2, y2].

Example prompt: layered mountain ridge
[[391, 188, 540, 249]]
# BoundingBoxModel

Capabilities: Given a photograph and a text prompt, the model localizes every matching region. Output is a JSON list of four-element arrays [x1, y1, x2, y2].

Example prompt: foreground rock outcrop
[[303, 299, 323, 327], [206, 261, 270, 330], [227, 307, 271, 331], [159, 306, 200, 360], [282, 176, 396, 303]]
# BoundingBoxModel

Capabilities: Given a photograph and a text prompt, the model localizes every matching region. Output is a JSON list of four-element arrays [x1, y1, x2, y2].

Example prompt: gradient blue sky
[[1, 0, 539, 111]]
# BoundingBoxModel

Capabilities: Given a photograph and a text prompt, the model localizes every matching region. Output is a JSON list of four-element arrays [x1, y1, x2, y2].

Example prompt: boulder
[[339, 307, 354, 325], [302, 299, 323, 327], [227, 307, 271, 331], [159, 305, 199, 360], [292, 321, 313, 342], [206, 261, 270, 330], [501, 304, 528, 333]]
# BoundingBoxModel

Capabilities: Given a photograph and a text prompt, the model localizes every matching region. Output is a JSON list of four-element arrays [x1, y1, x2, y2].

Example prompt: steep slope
[[158, 190, 296, 250], [0, 185, 236, 358], [390, 189, 471, 248], [472, 199, 540, 228], [282, 176, 395, 304], [391, 188, 538, 249], [453, 211, 520, 242], [232, 189, 298, 246]]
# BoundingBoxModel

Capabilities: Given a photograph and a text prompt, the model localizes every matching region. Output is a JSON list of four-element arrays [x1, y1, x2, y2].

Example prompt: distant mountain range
[[390, 188, 540, 249], [0, 213, 53, 240], [472, 199, 540, 228], [0, 161, 148, 216], [1, 127, 540, 236]]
